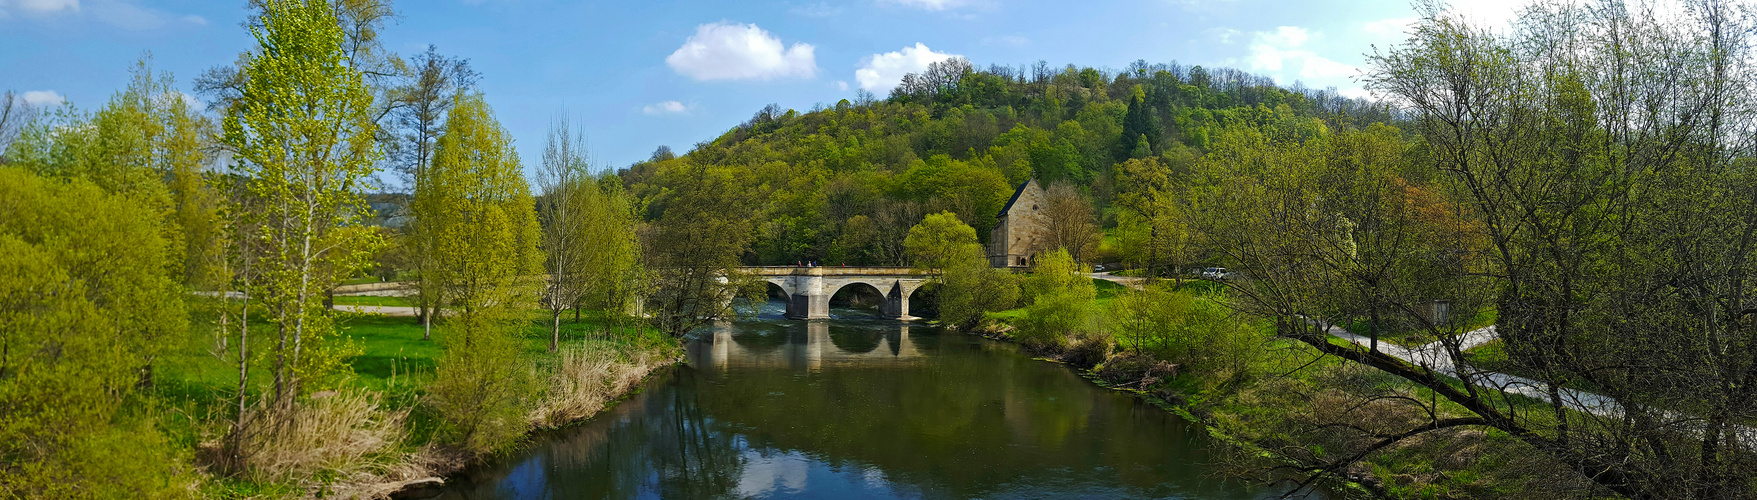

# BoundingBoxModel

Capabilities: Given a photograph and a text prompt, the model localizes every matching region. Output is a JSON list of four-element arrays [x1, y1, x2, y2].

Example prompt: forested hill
[[617, 58, 1397, 267]]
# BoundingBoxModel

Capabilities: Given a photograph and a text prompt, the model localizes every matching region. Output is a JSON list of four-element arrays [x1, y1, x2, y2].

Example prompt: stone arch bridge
[[743, 267, 930, 320]]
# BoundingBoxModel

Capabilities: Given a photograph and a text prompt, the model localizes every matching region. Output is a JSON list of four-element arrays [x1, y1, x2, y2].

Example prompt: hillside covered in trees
[[619, 57, 1393, 268]]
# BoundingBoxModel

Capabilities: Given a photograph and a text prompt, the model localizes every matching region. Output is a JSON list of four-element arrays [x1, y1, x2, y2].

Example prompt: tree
[[1114, 156, 1193, 279], [384, 45, 478, 189], [222, 0, 382, 419], [904, 211, 978, 272], [382, 45, 478, 336], [0, 167, 196, 498], [1040, 181, 1102, 263], [937, 243, 1020, 331], [536, 117, 642, 350], [536, 117, 591, 350], [0, 91, 34, 159], [644, 160, 760, 339], [418, 93, 543, 454], [1015, 248, 1097, 348], [1203, 1, 1757, 496]]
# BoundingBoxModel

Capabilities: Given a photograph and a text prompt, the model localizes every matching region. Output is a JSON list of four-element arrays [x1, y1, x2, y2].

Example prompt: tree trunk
[[551, 309, 561, 352]]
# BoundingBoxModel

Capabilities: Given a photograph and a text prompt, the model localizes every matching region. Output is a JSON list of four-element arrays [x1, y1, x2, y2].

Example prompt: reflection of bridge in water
[[688, 320, 929, 372], [742, 267, 931, 320]]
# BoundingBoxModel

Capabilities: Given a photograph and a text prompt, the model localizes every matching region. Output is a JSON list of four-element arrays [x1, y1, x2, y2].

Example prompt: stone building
[[988, 178, 1048, 268]]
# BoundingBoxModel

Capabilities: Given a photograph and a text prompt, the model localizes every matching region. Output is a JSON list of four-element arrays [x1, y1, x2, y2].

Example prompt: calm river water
[[437, 305, 1314, 499]]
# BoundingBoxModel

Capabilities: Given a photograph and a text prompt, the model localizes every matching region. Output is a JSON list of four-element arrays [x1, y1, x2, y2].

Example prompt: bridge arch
[[827, 281, 887, 315]]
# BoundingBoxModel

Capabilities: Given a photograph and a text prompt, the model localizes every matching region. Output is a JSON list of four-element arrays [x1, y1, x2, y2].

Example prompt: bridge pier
[[785, 291, 830, 320], [881, 282, 916, 320]]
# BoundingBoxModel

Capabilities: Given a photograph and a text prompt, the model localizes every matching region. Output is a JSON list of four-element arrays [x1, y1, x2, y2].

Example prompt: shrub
[[233, 390, 406, 482], [530, 343, 664, 429]]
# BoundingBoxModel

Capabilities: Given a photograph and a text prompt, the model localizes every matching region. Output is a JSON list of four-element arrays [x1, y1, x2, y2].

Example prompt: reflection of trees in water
[[688, 333, 1202, 497], [828, 324, 885, 353], [444, 326, 1258, 499], [650, 373, 745, 498], [439, 368, 747, 499], [729, 322, 792, 353]]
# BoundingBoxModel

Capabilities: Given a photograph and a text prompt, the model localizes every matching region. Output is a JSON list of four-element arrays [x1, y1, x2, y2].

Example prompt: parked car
[[1200, 267, 1231, 280], [1092, 264, 1106, 272]]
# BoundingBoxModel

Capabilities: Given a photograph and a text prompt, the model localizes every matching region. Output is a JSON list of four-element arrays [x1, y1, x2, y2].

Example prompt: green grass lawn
[[154, 308, 661, 416]]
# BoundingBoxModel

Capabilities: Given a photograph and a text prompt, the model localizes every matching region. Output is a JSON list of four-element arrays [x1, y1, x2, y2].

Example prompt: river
[[436, 304, 1316, 499]]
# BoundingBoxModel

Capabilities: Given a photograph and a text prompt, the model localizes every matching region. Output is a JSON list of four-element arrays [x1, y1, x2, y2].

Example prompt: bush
[[1108, 285, 1264, 386], [1014, 249, 1096, 348], [233, 390, 406, 482], [426, 313, 537, 455], [530, 342, 664, 429], [938, 244, 1020, 330]]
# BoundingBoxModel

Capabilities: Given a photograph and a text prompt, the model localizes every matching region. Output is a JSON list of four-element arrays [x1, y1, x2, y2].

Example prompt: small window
[[1032, 204, 1038, 210]]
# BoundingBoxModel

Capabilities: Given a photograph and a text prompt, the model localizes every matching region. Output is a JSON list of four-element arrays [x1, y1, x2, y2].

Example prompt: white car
[[1200, 267, 1231, 279]]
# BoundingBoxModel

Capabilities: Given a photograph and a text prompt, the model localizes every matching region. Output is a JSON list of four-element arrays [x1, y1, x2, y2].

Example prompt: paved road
[[1088, 272, 1149, 290], [1321, 322, 1756, 446], [332, 304, 419, 317]]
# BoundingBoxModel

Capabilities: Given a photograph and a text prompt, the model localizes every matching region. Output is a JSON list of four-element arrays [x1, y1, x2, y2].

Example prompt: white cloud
[[835, 81, 849, 91], [1362, 16, 1417, 38], [2, 0, 80, 15], [1444, 0, 1523, 32], [1247, 26, 1360, 82], [642, 100, 688, 115], [666, 22, 817, 81], [20, 90, 63, 107], [880, 0, 971, 11], [0, 0, 206, 30], [855, 43, 959, 93]]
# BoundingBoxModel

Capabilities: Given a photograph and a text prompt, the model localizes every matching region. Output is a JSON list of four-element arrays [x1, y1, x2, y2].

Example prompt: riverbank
[[969, 283, 1609, 500], [155, 309, 678, 499]]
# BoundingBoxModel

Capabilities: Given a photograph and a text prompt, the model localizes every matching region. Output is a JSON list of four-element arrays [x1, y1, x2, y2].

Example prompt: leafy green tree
[[418, 93, 543, 454], [1109, 285, 1260, 383], [222, 0, 382, 415], [644, 160, 762, 339], [904, 211, 978, 272], [1016, 248, 1097, 348], [937, 244, 1020, 331], [0, 167, 196, 498]]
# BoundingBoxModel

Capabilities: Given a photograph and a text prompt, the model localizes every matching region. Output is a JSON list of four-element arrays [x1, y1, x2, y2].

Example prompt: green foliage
[[620, 58, 1357, 266], [644, 159, 762, 338], [904, 211, 978, 271], [416, 93, 544, 454], [224, 0, 383, 400], [937, 244, 1020, 330], [1015, 249, 1097, 348], [0, 167, 196, 498], [1109, 285, 1262, 384]]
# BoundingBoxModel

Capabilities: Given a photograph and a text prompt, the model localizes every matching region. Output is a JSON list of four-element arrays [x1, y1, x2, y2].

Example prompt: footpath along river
[[436, 303, 1322, 499]]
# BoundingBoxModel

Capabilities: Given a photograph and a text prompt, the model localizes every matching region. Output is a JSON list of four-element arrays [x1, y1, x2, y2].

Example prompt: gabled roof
[[996, 178, 1038, 218]]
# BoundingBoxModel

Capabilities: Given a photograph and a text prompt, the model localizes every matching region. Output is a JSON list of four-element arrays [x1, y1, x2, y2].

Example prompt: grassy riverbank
[[152, 309, 678, 498], [971, 280, 1609, 500]]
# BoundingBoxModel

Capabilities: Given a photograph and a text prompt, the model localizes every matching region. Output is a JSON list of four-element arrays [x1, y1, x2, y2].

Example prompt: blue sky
[[0, 0, 1525, 175]]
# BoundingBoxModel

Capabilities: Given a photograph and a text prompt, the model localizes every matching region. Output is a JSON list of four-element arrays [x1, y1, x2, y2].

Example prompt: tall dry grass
[[530, 343, 664, 429], [232, 390, 407, 483]]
